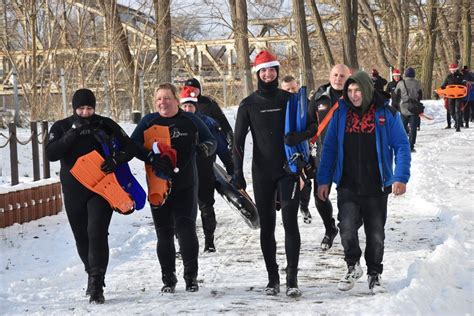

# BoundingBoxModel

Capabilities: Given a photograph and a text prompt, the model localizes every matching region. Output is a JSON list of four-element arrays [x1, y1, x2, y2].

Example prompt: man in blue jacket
[[317, 70, 411, 292]]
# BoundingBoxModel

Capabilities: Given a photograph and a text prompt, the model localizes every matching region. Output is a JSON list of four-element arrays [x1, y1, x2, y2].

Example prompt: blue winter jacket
[[317, 99, 411, 189]]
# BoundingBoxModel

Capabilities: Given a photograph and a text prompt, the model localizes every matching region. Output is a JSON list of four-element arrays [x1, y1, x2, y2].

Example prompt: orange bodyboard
[[143, 125, 172, 206], [435, 85, 467, 99], [70, 150, 134, 214]]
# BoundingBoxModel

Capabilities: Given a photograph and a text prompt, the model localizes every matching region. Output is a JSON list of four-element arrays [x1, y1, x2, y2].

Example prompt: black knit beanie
[[184, 78, 202, 95], [72, 88, 96, 110]]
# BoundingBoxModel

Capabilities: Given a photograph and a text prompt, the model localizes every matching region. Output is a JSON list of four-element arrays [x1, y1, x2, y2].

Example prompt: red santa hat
[[449, 63, 458, 71], [392, 68, 401, 76], [180, 86, 199, 104], [253, 50, 280, 72]]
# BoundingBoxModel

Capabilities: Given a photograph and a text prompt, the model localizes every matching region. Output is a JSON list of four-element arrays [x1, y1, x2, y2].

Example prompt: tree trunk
[[448, 0, 462, 62], [421, 0, 438, 99], [306, 0, 334, 69], [390, 0, 408, 70], [229, 0, 253, 97], [359, 0, 390, 67], [461, 0, 471, 67], [341, 0, 359, 69], [153, 0, 172, 84], [293, 0, 314, 90], [439, 10, 456, 63], [98, 0, 139, 114]]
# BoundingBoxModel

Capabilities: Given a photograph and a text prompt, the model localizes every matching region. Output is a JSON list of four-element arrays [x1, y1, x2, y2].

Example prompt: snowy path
[[1, 100, 472, 315]]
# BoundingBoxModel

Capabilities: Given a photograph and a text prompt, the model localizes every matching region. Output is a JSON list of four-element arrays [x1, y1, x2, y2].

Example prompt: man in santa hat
[[441, 63, 467, 131], [385, 68, 402, 110], [232, 50, 316, 298]]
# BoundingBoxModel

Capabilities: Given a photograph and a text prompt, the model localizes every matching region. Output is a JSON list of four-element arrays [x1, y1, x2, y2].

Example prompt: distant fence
[[0, 122, 62, 228]]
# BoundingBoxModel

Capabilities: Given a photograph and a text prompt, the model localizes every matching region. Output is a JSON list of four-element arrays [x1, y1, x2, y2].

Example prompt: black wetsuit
[[46, 114, 137, 278], [131, 109, 216, 283], [233, 80, 315, 282]]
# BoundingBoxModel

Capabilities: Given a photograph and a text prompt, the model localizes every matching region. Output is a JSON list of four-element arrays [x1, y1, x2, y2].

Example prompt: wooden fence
[[0, 121, 62, 228]]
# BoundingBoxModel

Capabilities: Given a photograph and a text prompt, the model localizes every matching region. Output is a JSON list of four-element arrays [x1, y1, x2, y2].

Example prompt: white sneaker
[[338, 262, 363, 291]]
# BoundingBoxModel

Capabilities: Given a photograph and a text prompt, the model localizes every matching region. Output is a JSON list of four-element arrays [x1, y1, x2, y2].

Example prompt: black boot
[[286, 271, 302, 298], [264, 272, 280, 296], [89, 275, 105, 304], [321, 219, 338, 251], [185, 277, 199, 292], [204, 236, 216, 253], [85, 274, 93, 296], [161, 272, 177, 293]]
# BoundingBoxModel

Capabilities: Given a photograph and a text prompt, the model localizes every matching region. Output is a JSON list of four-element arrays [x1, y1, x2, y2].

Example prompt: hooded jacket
[[317, 71, 411, 193]]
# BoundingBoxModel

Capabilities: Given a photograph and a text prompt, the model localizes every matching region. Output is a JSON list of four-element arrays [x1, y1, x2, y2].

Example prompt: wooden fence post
[[31, 121, 40, 181], [9, 122, 19, 185], [42, 121, 50, 179]]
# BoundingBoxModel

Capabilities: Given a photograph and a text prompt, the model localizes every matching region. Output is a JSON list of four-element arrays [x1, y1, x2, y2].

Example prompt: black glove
[[441, 85, 446, 89], [149, 153, 173, 178], [197, 141, 214, 157], [100, 156, 117, 174], [72, 117, 93, 135], [72, 117, 91, 130], [284, 131, 310, 146], [231, 172, 246, 190], [220, 152, 234, 176]]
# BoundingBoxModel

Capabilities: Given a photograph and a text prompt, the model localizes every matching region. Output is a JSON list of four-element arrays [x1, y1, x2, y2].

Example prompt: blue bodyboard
[[97, 133, 147, 211], [284, 87, 310, 174]]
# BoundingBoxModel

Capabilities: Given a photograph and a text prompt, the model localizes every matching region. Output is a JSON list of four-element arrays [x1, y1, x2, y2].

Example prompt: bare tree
[[390, 0, 409, 70], [421, 0, 438, 99], [460, 0, 471, 67], [292, 0, 314, 90], [98, 0, 139, 114], [341, 0, 359, 69], [229, 0, 253, 96], [153, 0, 172, 84], [306, 0, 334, 69], [359, 0, 390, 68]]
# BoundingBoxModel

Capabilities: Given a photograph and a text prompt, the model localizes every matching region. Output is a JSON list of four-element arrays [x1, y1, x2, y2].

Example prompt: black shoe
[[161, 272, 177, 293], [410, 148, 416, 153], [88, 276, 105, 304], [456, 127, 461, 132], [265, 273, 280, 296], [286, 273, 302, 297], [321, 224, 338, 251], [204, 238, 216, 253], [300, 207, 312, 224], [445, 125, 451, 129], [185, 277, 199, 292], [85, 274, 93, 296]]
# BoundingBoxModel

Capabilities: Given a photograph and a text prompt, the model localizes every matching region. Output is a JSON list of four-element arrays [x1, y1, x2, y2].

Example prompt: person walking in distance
[[317, 70, 411, 292], [394, 67, 423, 152], [440, 63, 467, 132], [233, 50, 316, 297]]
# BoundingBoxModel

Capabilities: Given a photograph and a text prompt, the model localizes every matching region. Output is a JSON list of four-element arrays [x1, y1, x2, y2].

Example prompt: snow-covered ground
[[1, 100, 473, 315]]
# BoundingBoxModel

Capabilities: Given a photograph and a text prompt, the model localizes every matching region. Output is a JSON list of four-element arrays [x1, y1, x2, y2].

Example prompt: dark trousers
[[197, 155, 217, 239], [64, 192, 113, 277], [446, 108, 452, 127], [401, 114, 418, 150], [337, 188, 388, 274], [448, 98, 463, 129], [300, 171, 334, 231], [253, 172, 301, 277], [151, 185, 199, 280], [462, 102, 471, 126]]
